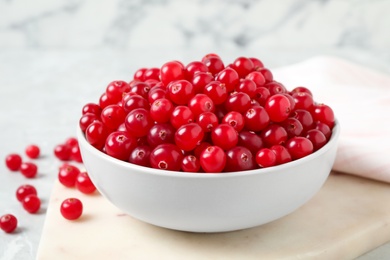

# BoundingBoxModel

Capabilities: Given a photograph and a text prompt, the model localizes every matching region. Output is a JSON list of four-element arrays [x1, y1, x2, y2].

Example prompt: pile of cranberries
[[80, 54, 335, 173]]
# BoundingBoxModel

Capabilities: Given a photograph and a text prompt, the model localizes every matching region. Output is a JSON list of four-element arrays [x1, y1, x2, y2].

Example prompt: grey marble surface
[[1, 0, 390, 259]]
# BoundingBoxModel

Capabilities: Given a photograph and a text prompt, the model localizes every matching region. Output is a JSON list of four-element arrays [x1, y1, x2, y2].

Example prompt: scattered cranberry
[[76, 172, 96, 194], [16, 184, 37, 202], [20, 162, 38, 178], [60, 198, 83, 220], [54, 144, 71, 161], [58, 164, 81, 187], [22, 194, 41, 214], [25, 145, 40, 159], [0, 214, 18, 233], [5, 154, 22, 171]]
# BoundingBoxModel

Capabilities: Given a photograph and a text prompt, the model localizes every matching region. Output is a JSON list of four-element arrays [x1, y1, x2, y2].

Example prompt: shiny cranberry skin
[[231, 57, 254, 78], [60, 198, 83, 220], [20, 162, 38, 178], [312, 103, 335, 129], [101, 104, 126, 130], [199, 146, 226, 173], [260, 124, 288, 147], [255, 148, 276, 168], [265, 94, 291, 122], [215, 68, 239, 93], [0, 214, 18, 233], [130, 82, 151, 99], [25, 144, 40, 159], [244, 106, 270, 132], [174, 123, 204, 152], [105, 131, 137, 161], [211, 124, 238, 151], [85, 121, 109, 150], [203, 56, 225, 76], [292, 92, 314, 111], [144, 67, 160, 81], [147, 123, 175, 148], [170, 106, 194, 129], [290, 86, 313, 96], [280, 118, 304, 138], [285, 137, 314, 160], [133, 67, 147, 81], [99, 92, 116, 109], [188, 93, 215, 117], [249, 57, 264, 69], [5, 154, 22, 171], [192, 72, 214, 94], [106, 80, 130, 103], [129, 145, 152, 167], [224, 92, 251, 114], [315, 121, 332, 140], [238, 130, 264, 155], [70, 145, 83, 163], [185, 61, 208, 80], [265, 81, 287, 95], [122, 94, 150, 113], [58, 164, 81, 187], [246, 71, 266, 87], [203, 81, 228, 105], [150, 144, 183, 171], [54, 144, 71, 161], [197, 112, 219, 132], [167, 79, 195, 105], [79, 113, 98, 132], [148, 87, 167, 104], [236, 78, 257, 98], [75, 172, 96, 194], [150, 98, 174, 124], [306, 129, 327, 151], [256, 67, 273, 82], [253, 87, 271, 106], [22, 194, 41, 214], [181, 155, 201, 172], [82, 103, 102, 116], [125, 108, 154, 137], [290, 109, 314, 133], [224, 146, 255, 172], [270, 145, 292, 165], [16, 184, 37, 202], [222, 111, 245, 132], [160, 61, 185, 86]]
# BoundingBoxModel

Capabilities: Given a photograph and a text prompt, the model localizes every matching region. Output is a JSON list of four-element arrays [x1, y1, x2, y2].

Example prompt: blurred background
[[1, 0, 389, 69]]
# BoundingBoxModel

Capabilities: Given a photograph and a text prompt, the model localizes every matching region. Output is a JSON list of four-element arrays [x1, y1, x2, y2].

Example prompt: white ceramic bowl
[[78, 122, 340, 233]]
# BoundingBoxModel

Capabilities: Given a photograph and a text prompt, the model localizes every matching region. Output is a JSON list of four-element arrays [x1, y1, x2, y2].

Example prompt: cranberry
[[79, 113, 98, 132], [125, 108, 154, 138], [16, 184, 37, 202], [82, 103, 102, 116], [280, 118, 303, 138], [5, 154, 22, 171], [285, 137, 314, 160], [315, 121, 332, 140], [265, 94, 291, 122], [25, 145, 40, 159], [149, 144, 183, 171], [192, 72, 214, 93], [99, 92, 116, 109], [122, 94, 150, 113], [244, 106, 269, 132], [160, 61, 185, 86], [170, 106, 194, 129], [292, 92, 314, 111], [249, 57, 264, 69], [76, 172, 96, 194], [106, 80, 130, 103], [224, 146, 255, 172], [129, 145, 152, 167], [246, 71, 266, 87], [231, 57, 254, 78], [148, 87, 167, 104], [290, 109, 314, 133], [224, 92, 251, 114], [101, 104, 126, 130], [61, 198, 83, 220], [253, 87, 270, 106], [144, 67, 160, 81], [185, 61, 208, 80], [105, 131, 137, 161], [290, 86, 313, 96], [174, 123, 204, 151], [306, 129, 327, 151], [237, 130, 264, 155], [188, 93, 215, 117], [22, 194, 41, 214], [236, 78, 257, 98], [130, 82, 150, 99], [70, 145, 83, 163], [222, 111, 245, 132], [181, 155, 201, 172], [147, 123, 175, 148], [150, 98, 174, 124], [270, 145, 292, 165], [0, 214, 17, 233], [197, 112, 219, 132], [202, 56, 225, 76], [312, 103, 335, 129], [211, 124, 238, 151], [58, 164, 81, 187], [167, 79, 195, 105], [260, 124, 288, 147], [255, 148, 276, 168], [265, 81, 287, 95], [203, 81, 228, 105], [199, 146, 226, 173], [85, 121, 109, 150], [256, 67, 273, 82], [20, 162, 38, 178], [133, 68, 147, 81], [215, 68, 239, 93]]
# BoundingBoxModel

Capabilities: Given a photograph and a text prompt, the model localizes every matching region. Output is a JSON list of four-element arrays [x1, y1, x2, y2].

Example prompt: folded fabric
[[273, 56, 390, 183]]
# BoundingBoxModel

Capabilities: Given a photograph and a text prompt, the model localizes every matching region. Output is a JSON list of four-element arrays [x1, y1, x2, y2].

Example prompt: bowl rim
[[77, 120, 340, 179]]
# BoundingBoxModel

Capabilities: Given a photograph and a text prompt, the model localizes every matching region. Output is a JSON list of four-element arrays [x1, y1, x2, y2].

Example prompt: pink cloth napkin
[[273, 56, 390, 183]]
